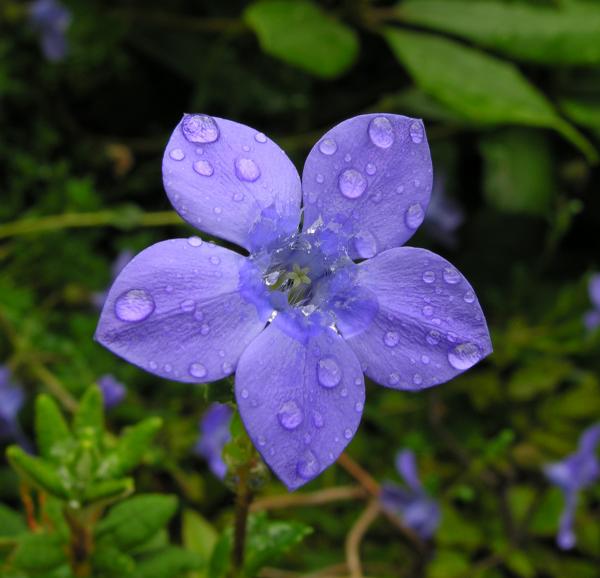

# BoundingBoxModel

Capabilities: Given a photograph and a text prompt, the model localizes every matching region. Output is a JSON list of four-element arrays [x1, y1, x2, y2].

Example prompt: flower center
[[266, 263, 312, 306]]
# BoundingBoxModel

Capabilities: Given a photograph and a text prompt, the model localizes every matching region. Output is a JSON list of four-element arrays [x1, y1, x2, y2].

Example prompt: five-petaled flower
[[95, 113, 492, 489], [195, 403, 233, 480], [28, 0, 71, 62], [544, 422, 600, 550], [380, 449, 440, 539], [583, 274, 600, 331]]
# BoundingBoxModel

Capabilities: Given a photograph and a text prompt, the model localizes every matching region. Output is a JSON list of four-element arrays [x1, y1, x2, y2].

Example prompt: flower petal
[[95, 238, 267, 383], [235, 322, 365, 490], [395, 449, 422, 491], [163, 115, 301, 252], [579, 422, 600, 456], [340, 247, 492, 390], [302, 114, 433, 258], [588, 274, 600, 310]]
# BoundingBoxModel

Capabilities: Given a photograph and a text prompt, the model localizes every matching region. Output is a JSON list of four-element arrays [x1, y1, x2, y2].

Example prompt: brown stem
[[231, 468, 253, 577], [64, 509, 95, 578], [19, 485, 37, 531], [346, 500, 381, 578], [251, 486, 365, 512]]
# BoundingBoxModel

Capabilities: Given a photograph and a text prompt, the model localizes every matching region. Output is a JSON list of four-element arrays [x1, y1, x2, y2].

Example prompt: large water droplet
[[193, 159, 213, 176], [409, 121, 424, 144], [297, 450, 320, 479], [422, 270, 435, 284], [319, 138, 337, 156], [384, 331, 399, 347], [353, 230, 377, 258], [368, 116, 395, 149], [448, 342, 481, 370], [169, 148, 185, 161], [182, 114, 219, 143], [187, 236, 202, 247], [443, 267, 461, 284], [338, 169, 367, 199], [277, 400, 304, 430], [235, 157, 261, 182], [189, 363, 207, 379], [317, 356, 342, 388], [254, 132, 267, 143], [115, 289, 155, 322], [405, 203, 425, 229]]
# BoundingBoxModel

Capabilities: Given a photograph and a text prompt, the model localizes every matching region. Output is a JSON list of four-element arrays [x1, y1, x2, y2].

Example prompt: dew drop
[[421, 354, 430, 365], [187, 236, 202, 247], [463, 290, 475, 303], [233, 192, 244, 202], [340, 387, 348, 398], [426, 330, 442, 346], [319, 138, 338, 156], [405, 203, 425, 229], [313, 410, 324, 428], [422, 305, 434, 317], [192, 159, 213, 176], [344, 153, 352, 163], [317, 356, 342, 388], [409, 121, 424, 144], [297, 450, 320, 479], [115, 289, 155, 322], [221, 361, 232, 374], [413, 373, 423, 386], [257, 435, 266, 446], [182, 114, 219, 143], [353, 230, 377, 258], [448, 342, 481, 370], [354, 377, 362, 386], [180, 299, 195, 312], [384, 331, 399, 347], [194, 310, 204, 322], [277, 400, 303, 430], [365, 162, 376, 176], [316, 173, 324, 184], [338, 169, 367, 199], [164, 364, 172, 373], [368, 116, 394, 149], [200, 323, 210, 335], [241, 388, 249, 399], [354, 401, 363, 412], [344, 428, 353, 440], [388, 373, 400, 386], [254, 132, 267, 143], [210, 255, 221, 265], [422, 270, 435, 284], [235, 158, 261, 182], [169, 148, 185, 161], [189, 363, 207, 379], [443, 267, 461, 284]]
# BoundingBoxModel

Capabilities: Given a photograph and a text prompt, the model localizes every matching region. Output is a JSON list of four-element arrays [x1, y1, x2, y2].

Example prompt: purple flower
[[380, 450, 440, 539], [0, 366, 25, 441], [544, 423, 600, 550], [95, 113, 492, 489], [92, 250, 135, 310], [194, 403, 233, 480], [28, 0, 71, 62], [97, 374, 126, 409], [583, 274, 600, 331], [422, 175, 464, 249]]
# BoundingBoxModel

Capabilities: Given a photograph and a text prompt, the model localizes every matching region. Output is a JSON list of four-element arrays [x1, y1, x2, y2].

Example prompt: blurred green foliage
[[1, 0, 600, 576]]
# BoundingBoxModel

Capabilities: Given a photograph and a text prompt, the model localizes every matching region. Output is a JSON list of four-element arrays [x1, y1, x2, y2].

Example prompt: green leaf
[[480, 128, 555, 216], [182, 509, 217, 572], [207, 533, 231, 578], [436, 506, 483, 549], [91, 544, 135, 577], [11, 533, 67, 573], [383, 28, 597, 162], [6, 446, 70, 499], [135, 547, 203, 578], [0, 504, 26, 537], [96, 494, 178, 552], [82, 477, 134, 506], [35, 394, 73, 462], [73, 385, 104, 443], [561, 99, 600, 134], [507, 357, 572, 400], [104, 417, 162, 477], [398, 0, 600, 66], [426, 549, 470, 578], [245, 0, 359, 78]]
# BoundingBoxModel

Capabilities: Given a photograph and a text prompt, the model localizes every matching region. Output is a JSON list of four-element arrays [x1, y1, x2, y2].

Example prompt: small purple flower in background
[[380, 449, 440, 539], [0, 366, 26, 443], [28, 0, 71, 62], [544, 422, 600, 550], [97, 374, 126, 409], [92, 250, 134, 310], [195, 403, 233, 480], [95, 113, 492, 489], [422, 175, 464, 249], [583, 274, 600, 331]]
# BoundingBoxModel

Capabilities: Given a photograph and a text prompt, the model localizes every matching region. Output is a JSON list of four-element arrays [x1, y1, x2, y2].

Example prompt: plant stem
[[231, 467, 253, 578], [251, 485, 365, 511], [64, 509, 95, 578], [346, 500, 380, 578]]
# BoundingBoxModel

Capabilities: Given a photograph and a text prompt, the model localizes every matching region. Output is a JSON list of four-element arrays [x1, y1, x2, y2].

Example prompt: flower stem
[[231, 467, 253, 578]]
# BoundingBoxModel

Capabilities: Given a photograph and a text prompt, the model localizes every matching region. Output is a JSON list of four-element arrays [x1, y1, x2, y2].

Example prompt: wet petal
[[588, 274, 600, 310], [95, 238, 267, 383], [163, 115, 301, 252], [395, 449, 422, 491], [235, 322, 365, 490], [340, 247, 492, 390], [195, 403, 233, 480], [302, 114, 433, 259]]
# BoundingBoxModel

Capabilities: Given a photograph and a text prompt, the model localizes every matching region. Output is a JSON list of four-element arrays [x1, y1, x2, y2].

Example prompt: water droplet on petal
[[194, 310, 204, 322], [257, 435, 266, 446], [365, 162, 376, 176], [340, 387, 348, 398], [319, 138, 337, 155], [189, 363, 207, 379], [409, 121, 424, 144], [318, 356, 342, 388], [313, 410, 324, 428], [233, 192, 244, 202], [422, 305, 434, 317], [169, 148, 185, 161], [405, 203, 425, 229], [338, 169, 367, 199], [421, 354, 430, 365], [413, 373, 423, 386], [388, 373, 400, 386], [241, 388, 249, 399], [463, 290, 475, 303], [426, 330, 441, 346], [235, 157, 261, 182], [448, 342, 481, 370], [200, 323, 210, 335], [222, 361, 232, 374], [354, 401, 363, 412], [422, 270, 435, 284], [344, 153, 352, 163], [115, 289, 155, 322], [353, 230, 377, 258], [180, 299, 195, 312], [277, 400, 304, 430], [344, 428, 353, 440], [187, 236, 202, 247], [193, 159, 213, 176], [182, 114, 219, 143], [354, 377, 362, 386], [443, 267, 461, 284], [368, 116, 394, 149], [316, 173, 324, 184], [297, 450, 320, 479], [254, 132, 267, 143], [164, 364, 172, 373], [210, 256, 221, 265], [384, 331, 399, 347]]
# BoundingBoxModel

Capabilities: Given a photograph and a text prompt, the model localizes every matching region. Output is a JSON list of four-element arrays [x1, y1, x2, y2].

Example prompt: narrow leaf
[[73, 385, 104, 442], [82, 477, 134, 505], [35, 394, 73, 462], [182, 509, 218, 571]]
